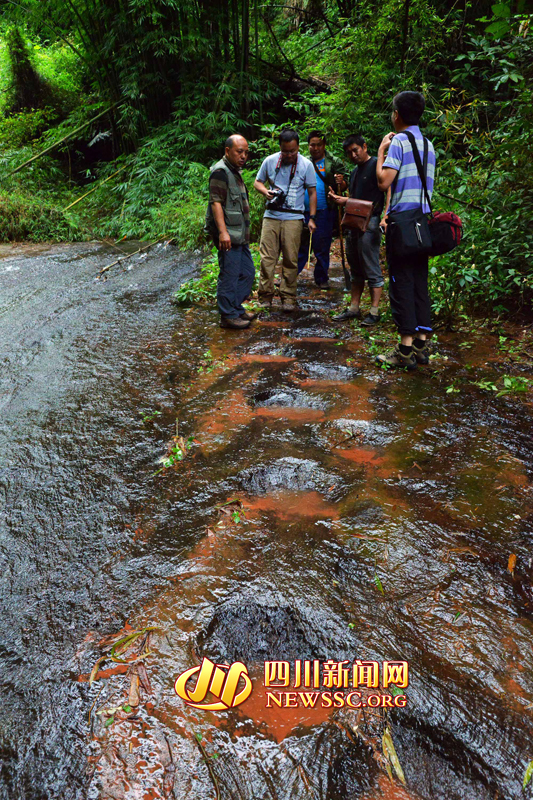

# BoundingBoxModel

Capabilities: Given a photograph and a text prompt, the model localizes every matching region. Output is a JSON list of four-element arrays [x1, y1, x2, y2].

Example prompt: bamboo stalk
[[63, 165, 128, 211], [97, 234, 173, 279], [5, 104, 120, 178]]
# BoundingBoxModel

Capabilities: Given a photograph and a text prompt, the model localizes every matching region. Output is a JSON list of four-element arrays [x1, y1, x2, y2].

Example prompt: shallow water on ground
[[1, 243, 533, 800]]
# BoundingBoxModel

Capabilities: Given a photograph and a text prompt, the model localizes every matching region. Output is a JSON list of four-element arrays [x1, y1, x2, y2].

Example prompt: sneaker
[[412, 340, 430, 365], [332, 308, 361, 322], [317, 282, 330, 291], [281, 299, 296, 312], [258, 297, 273, 310], [361, 312, 381, 327], [240, 310, 258, 321], [376, 345, 417, 370], [220, 316, 250, 329]]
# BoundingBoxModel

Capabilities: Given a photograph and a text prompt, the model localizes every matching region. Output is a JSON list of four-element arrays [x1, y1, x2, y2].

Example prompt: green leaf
[[374, 574, 385, 595], [389, 684, 404, 697], [104, 716, 115, 727], [491, 3, 510, 17], [524, 759, 533, 790]]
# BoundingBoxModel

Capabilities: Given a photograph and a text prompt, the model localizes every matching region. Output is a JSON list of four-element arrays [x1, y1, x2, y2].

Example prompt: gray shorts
[[345, 216, 384, 288]]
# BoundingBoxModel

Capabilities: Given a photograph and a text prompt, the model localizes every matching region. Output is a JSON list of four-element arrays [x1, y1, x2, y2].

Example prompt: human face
[[308, 136, 326, 162], [280, 139, 299, 165], [345, 142, 368, 165], [225, 137, 249, 169]]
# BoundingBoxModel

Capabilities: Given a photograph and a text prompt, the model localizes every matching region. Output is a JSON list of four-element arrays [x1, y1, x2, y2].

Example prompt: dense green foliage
[[0, 0, 531, 318]]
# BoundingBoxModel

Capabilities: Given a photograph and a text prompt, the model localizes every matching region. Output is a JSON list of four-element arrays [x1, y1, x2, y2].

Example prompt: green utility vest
[[205, 159, 248, 246]]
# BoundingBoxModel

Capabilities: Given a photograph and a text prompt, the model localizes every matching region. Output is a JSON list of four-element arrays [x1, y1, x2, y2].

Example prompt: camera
[[266, 187, 287, 210]]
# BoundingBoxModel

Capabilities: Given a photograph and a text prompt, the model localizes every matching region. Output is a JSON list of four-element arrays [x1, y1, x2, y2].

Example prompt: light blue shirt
[[256, 153, 317, 220]]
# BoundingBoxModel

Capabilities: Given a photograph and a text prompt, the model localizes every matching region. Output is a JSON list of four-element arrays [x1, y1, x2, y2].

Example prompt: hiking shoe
[[220, 316, 250, 330], [258, 297, 273, 310], [240, 310, 258, 321], [332, 308, 361, 322], [361, 312, 381, 327], [376, 346, 417, 370], [317, 282, 330, 291], [412, 340, 430, 365], [281, 299, 296, 312]]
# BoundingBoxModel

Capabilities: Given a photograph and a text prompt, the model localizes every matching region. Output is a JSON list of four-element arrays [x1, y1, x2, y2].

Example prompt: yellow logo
[[174, 657, 253, 710]]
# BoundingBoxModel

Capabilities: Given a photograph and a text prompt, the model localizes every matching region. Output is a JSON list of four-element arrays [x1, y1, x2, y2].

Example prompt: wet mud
[[1, 245, 533, 799]]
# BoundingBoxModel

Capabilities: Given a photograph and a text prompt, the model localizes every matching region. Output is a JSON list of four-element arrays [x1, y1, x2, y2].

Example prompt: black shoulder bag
[[386, 135, 432, 258], [406, 131, 463, 257]]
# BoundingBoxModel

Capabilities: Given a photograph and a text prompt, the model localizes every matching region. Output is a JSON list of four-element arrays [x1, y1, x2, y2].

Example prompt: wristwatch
[[309, 214, 317, 221]]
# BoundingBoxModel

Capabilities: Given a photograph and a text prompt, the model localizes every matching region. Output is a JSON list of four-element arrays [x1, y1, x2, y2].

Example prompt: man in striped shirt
[[375, 91, 436, 369]]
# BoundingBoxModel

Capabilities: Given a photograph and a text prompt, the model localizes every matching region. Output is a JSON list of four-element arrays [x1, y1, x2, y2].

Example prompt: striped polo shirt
[[383, 126, 435, 213]]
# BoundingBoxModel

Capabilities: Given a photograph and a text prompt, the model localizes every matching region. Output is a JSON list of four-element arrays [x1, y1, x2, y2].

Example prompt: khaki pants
[[258, 217, 303, 301]]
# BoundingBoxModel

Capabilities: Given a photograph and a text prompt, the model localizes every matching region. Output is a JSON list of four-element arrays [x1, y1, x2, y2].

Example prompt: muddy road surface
[[1, 242, 533, 800]]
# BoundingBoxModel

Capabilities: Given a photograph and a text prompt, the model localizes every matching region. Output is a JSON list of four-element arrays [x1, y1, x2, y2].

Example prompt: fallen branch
[[192, 733, 221, 800], [63, 165, 129, 211], [5, 104, 120, 178], [97, 234, 174, 279], [434, 190, 487, 213]]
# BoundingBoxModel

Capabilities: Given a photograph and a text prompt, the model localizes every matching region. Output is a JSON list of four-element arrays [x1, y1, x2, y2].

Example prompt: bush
[[0, 192, 79, 241]]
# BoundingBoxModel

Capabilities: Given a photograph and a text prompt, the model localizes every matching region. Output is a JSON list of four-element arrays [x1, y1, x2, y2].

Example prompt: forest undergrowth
[[0, 0, 531, 323]]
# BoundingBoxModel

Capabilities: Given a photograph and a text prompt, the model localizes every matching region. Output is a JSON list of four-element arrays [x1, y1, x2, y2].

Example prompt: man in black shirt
[[329, 135, 390, 325]]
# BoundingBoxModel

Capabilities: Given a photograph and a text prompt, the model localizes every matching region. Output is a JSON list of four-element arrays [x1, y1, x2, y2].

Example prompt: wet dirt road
[[1, 243, 533, 800]]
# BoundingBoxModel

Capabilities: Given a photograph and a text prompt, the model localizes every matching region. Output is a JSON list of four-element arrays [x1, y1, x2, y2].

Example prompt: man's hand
[[218, 231, 232, 251], [328, 187, 347, 206], [254, 179, 276, 200], [379, 132, 395, 154], [379, 217, 388, 234], [308, 218, 317, 233], [334, 173, 347, 192]]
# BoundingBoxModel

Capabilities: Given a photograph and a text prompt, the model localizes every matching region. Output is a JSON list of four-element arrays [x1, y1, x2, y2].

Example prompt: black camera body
[[266, 188, 287, 211]]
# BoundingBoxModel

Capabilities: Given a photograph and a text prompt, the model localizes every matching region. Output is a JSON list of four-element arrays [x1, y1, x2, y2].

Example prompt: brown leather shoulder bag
[[341, 198, 373, 232]]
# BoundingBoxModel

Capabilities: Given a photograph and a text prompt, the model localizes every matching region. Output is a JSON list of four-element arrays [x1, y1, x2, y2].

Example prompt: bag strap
[[404, 130, 432, 213], [273, 153, 298, 190], [313, 160, 327, 185]]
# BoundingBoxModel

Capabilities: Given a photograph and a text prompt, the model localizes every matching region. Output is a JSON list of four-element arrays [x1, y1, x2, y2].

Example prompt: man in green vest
[[206, 134, 256, 330], [297, 131, 347, 289]]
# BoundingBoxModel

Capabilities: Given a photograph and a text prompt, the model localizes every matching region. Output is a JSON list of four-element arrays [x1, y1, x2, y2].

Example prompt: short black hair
[[392, 91, 425, 125], [279, 128, 299, 145], [307, 130, 326, 144], [343, 134, 366, 151]]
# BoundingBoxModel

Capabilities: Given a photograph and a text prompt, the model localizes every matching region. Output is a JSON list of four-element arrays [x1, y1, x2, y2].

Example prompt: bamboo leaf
[[524, 759, 533, 790]]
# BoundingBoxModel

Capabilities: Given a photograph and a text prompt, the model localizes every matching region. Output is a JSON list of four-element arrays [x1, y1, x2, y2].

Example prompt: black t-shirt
[[349, 156, 384, 216]]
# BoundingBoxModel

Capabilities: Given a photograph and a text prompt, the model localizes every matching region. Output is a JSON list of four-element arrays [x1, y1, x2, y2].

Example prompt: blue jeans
[[297, 207, 337, 285], [217, 244, 255, 319]]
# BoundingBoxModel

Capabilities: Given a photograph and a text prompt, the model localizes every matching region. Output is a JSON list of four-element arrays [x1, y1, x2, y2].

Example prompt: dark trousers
[[297, 207, 336, 285], [217, 244, 255, 319], [386, 237, 432, 337]]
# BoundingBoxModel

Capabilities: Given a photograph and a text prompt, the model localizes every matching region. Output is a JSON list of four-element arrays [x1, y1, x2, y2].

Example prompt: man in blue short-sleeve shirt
[[375, 91, 436, 370], [254, 129, 317, 312]]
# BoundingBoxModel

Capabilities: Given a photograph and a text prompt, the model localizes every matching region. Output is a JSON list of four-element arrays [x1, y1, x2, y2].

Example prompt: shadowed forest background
[[0, 0, 531, 320]]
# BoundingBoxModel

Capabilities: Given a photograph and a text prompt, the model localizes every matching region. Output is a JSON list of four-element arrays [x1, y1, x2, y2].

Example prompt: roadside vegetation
[[0, 1, 531, 324]]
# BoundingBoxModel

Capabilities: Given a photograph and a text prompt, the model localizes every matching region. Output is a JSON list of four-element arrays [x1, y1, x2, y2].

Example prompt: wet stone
[[253, 387, 328, 410], [332, 417, 397, 447], [239, 456, 343, 496], [198, 586, 354, 663], [302, 362, 359, 381]]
